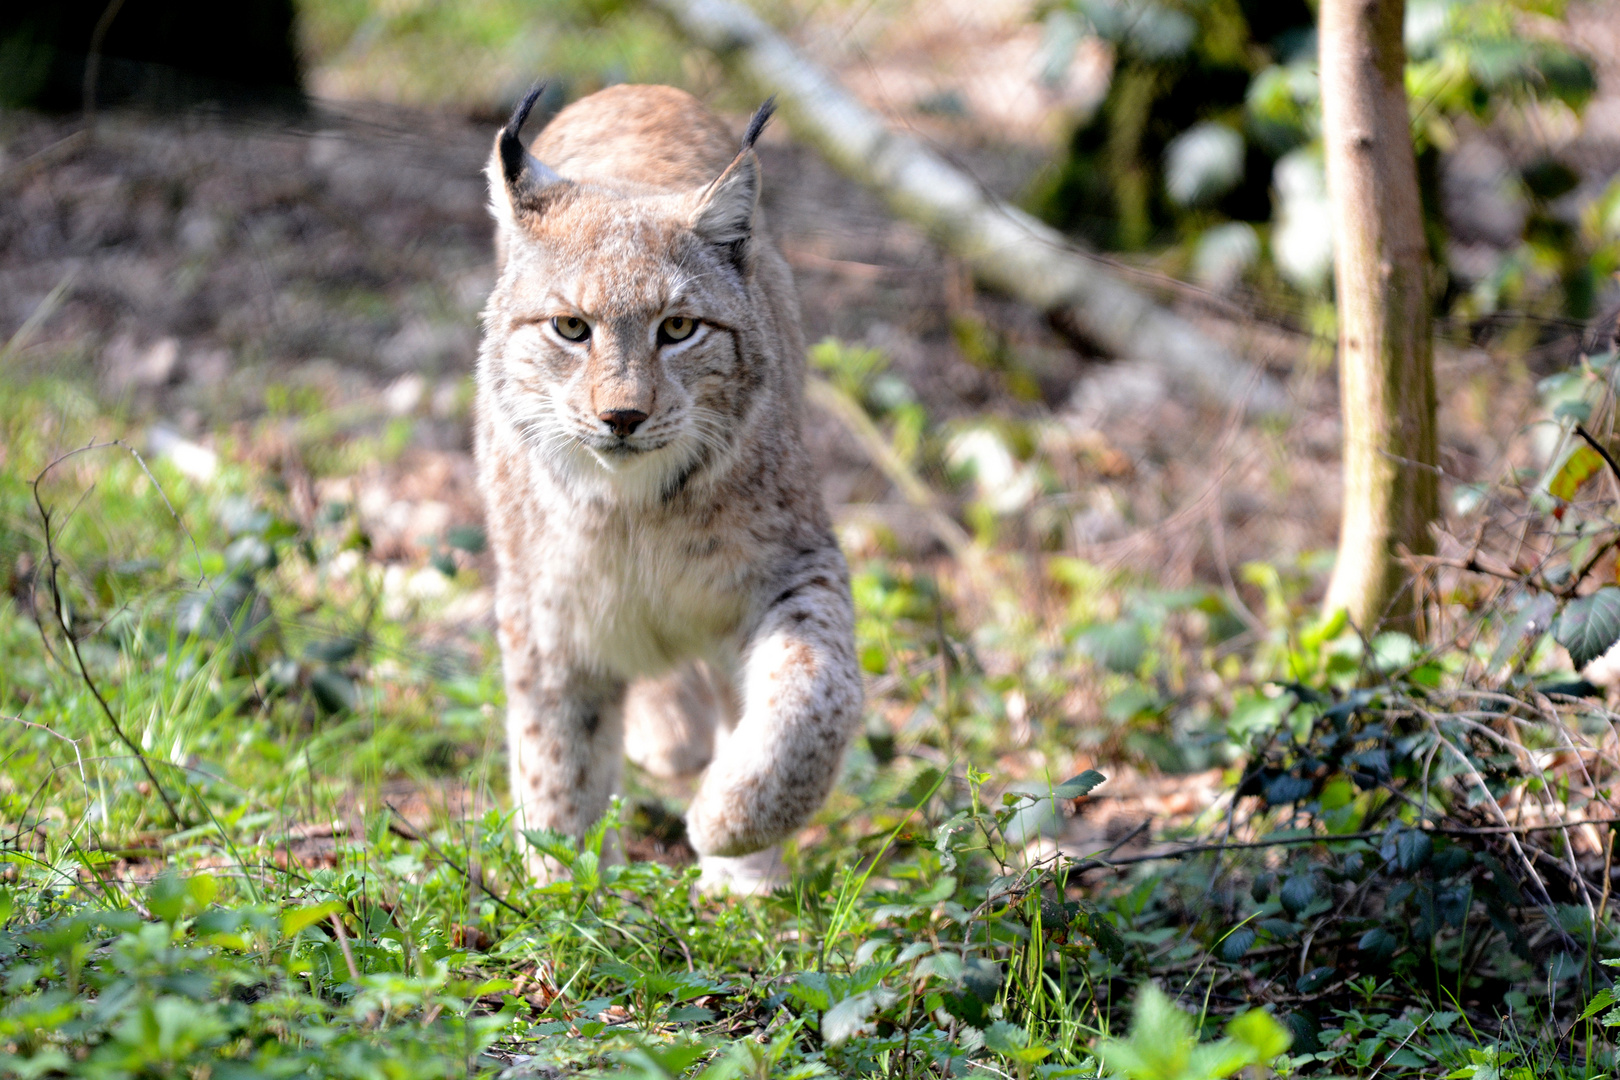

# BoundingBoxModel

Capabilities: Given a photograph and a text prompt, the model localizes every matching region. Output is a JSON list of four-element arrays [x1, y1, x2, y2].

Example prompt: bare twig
[[1069, 816, 1620, 873], [1575, 424, 1620, 488], [31, 471, 187, 830]]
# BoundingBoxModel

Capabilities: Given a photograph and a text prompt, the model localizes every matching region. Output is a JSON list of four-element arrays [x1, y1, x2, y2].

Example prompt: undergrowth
[[6, 342, 1620, 1079]]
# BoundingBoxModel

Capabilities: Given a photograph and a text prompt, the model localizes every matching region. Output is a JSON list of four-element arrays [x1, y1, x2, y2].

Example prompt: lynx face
[[484, 138, 763, 504]]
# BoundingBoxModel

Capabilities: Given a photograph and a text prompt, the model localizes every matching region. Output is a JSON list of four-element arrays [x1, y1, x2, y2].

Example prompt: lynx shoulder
[[473, 83, 861, 884]]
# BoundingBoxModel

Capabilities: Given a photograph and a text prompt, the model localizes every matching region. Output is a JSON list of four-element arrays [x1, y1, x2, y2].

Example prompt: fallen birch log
[[646, 0, 1289, 418]]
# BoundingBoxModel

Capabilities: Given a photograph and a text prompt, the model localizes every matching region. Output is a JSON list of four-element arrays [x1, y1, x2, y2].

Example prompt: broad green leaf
[[1581, 988, 1617, 1020], [1053, 770, 1107, 799], [821, 988, 895, 1045], [1278, 875, 1319, 917], [1218, 926, 1257, 962], [281, 900, 345, 938], [1227, 1007, 1292, 1060], [1555, 588, 1620, 669], [310, 667, 358, 713]]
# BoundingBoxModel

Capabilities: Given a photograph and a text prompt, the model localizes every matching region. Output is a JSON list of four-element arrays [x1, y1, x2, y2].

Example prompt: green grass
[[4, 364, 1620, 1079]]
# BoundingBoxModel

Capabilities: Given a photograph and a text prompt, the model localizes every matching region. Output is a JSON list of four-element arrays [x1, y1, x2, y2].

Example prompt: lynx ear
[[488, 81, 568, 233], [691, 97, 776, 249]]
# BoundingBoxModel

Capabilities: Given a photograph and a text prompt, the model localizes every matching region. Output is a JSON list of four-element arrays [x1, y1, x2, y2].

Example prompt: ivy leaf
[[1555, 588, 1620, 669]]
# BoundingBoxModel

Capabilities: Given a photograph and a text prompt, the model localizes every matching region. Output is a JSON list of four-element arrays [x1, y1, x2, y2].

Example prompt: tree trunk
[[1319, 0, 1438, 629]]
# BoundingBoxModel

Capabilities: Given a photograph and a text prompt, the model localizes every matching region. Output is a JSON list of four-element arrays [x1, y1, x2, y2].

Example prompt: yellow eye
[[552, 316, 591, 342], [658, 316, 697, 344]]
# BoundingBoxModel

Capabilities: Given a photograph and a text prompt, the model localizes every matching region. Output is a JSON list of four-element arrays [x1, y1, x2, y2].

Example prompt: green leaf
[[822, 988, 895, 1045], [146, 872, 189, 924], [1095, 984, 1196, 1080], [1382, 827, 1433, 873], [1581, 988, 1617, 1020], [303, 637, 359, 663], [984, 1020, 1051, 1063], [1075, 905, 1127, 964], [446, 524, 487, 553], [1550, 445, 1605, 501], [1555, 588, 1620, 669], [1489, 594, 1557, 672], [1227, 1007, 1292, 1061], [1359, 927, 1399, 961], [1295, 966, 1335, 993], [310, 668, 359, 713], [1278, 875, 1319, 917], [895, 767, 944, 809], [1078, 621, 1147, 674], [281, 900, 344, 938], [1218, 926, 1257, 962], [1052, 770, 1107, 799]]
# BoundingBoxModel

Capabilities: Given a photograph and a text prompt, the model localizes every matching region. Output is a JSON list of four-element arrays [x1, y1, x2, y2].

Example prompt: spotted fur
[[474, 84, 861, 882]]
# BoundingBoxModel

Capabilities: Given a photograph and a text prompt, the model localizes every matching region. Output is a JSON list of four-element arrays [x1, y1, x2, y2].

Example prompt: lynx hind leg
[[686, 552, 861, 858], [504, 659, 627, 880], [623, 662, 724, 779]]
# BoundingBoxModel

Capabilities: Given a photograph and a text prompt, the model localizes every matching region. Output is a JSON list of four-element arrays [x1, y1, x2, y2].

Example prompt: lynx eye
[[658, 316, 697, 344], [551, 316, 591, 343]]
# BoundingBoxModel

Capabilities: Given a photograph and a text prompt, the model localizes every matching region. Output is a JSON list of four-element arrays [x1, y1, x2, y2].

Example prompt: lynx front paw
[[696, 848, 784, 896]]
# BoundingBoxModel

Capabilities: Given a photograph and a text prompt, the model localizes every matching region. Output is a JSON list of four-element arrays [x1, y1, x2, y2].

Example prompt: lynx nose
[[599, 409, 648, 438]]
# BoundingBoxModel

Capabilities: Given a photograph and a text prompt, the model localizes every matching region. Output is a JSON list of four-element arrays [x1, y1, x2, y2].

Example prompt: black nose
[[599, 409, 648, 437]]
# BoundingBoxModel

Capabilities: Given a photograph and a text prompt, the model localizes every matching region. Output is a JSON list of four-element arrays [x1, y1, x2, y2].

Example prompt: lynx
[[474, 83, 862, 887]]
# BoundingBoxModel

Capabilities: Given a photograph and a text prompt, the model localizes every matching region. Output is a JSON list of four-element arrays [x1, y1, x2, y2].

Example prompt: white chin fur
[[549, 438, 699, 504]]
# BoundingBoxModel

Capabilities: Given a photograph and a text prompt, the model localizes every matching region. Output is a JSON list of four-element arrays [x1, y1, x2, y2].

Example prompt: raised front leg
[[502, 637, 626, 874], [686, 550, 861, 858]]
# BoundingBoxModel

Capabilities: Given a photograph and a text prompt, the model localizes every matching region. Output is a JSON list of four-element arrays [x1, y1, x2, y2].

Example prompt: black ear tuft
[[740, 96, 776, 153], [500, 81, 548, 186]]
